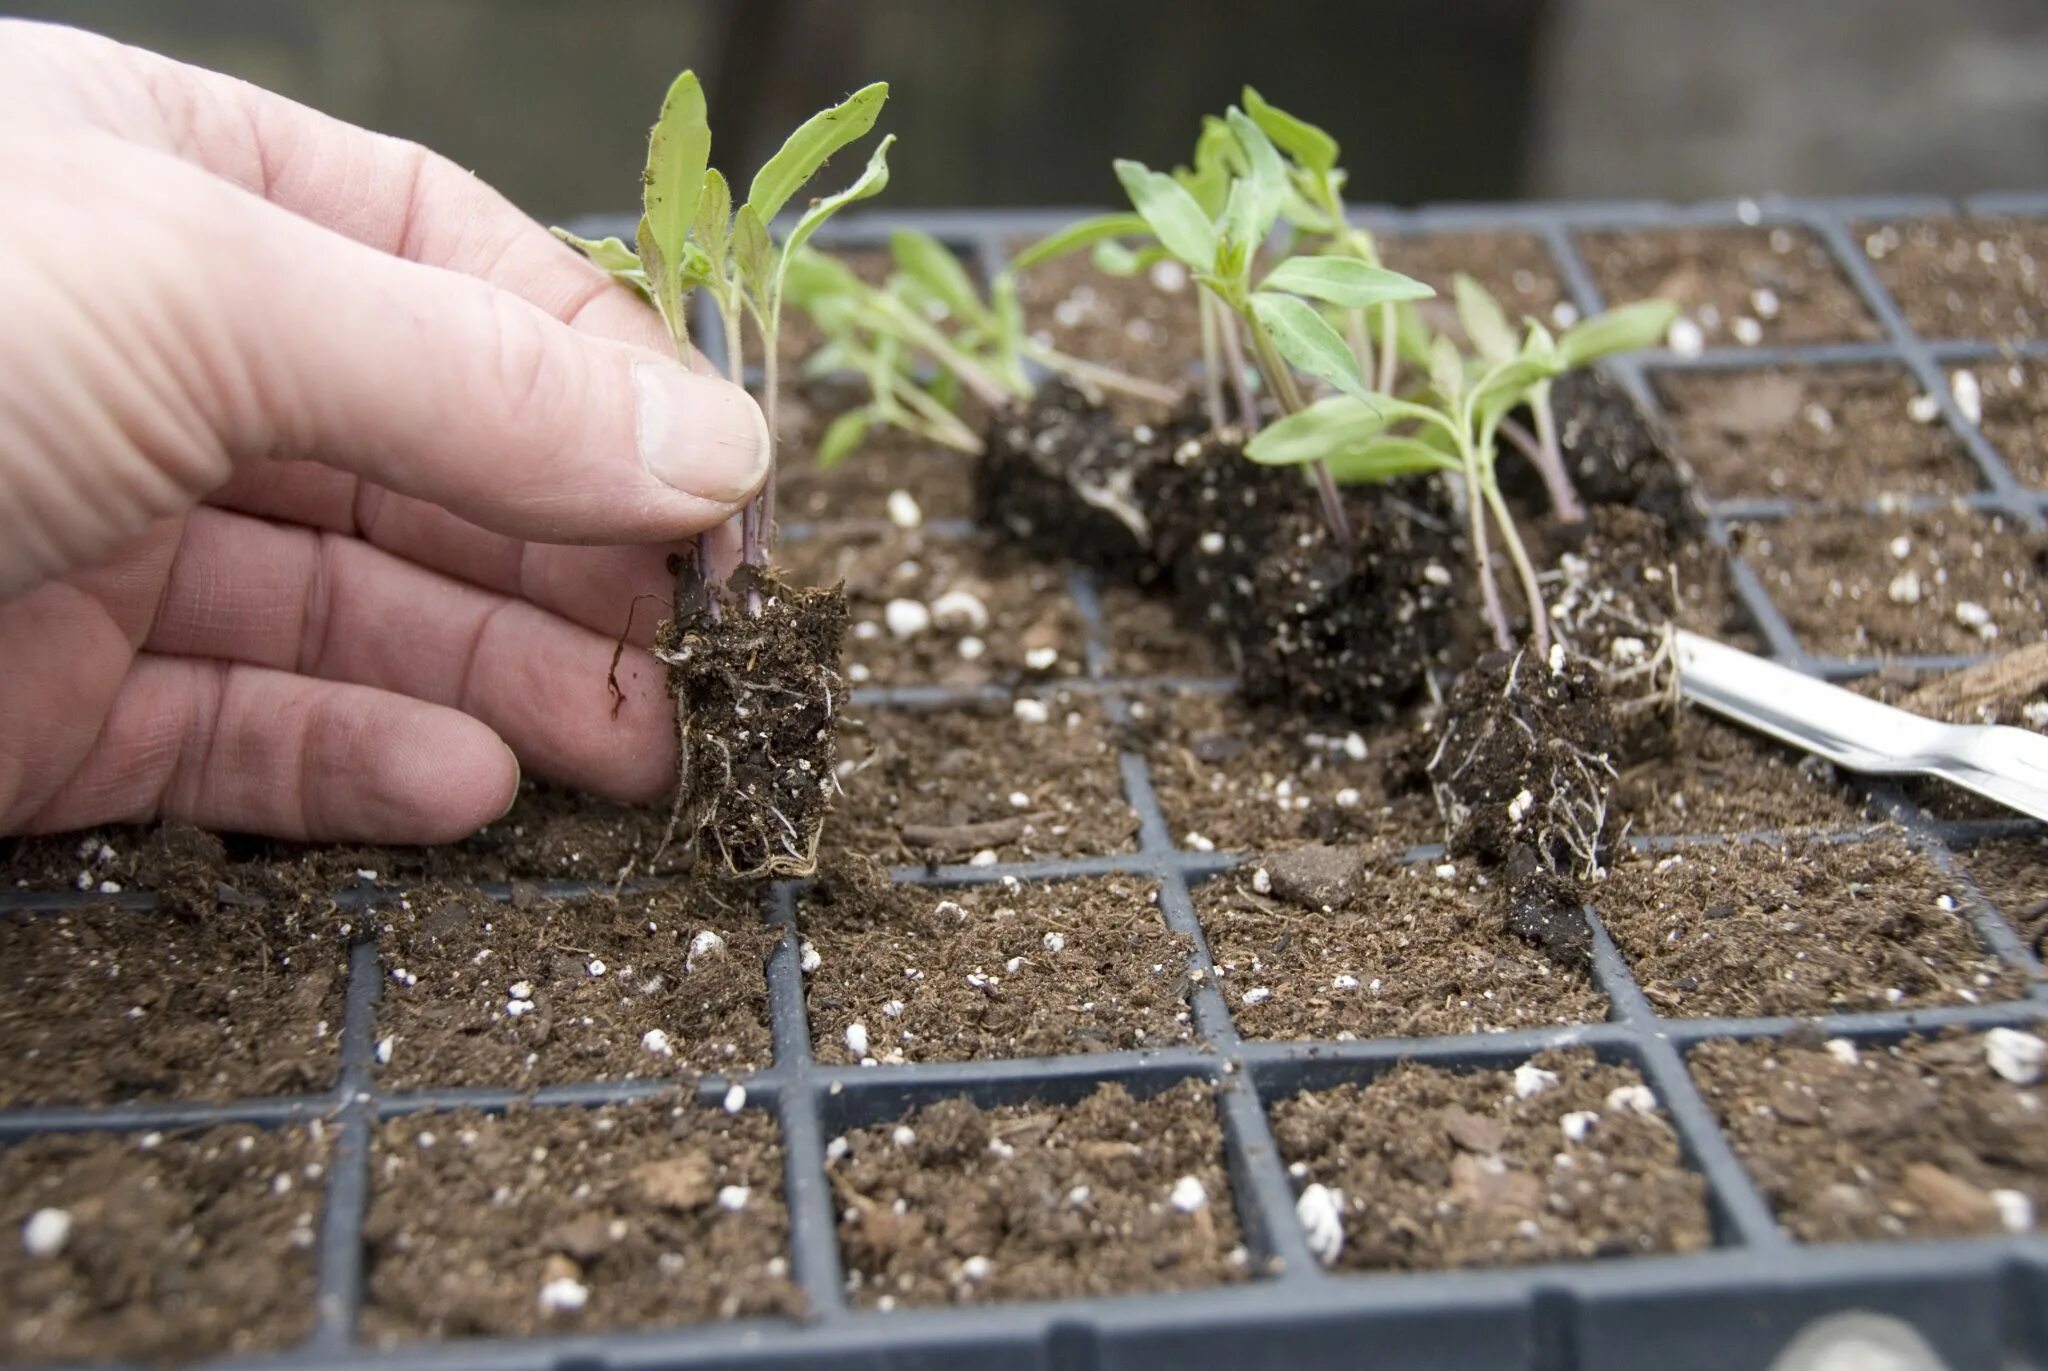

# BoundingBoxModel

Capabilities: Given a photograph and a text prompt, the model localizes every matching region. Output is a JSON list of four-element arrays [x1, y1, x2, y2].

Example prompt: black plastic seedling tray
[[8, 194, 2048, 1371]]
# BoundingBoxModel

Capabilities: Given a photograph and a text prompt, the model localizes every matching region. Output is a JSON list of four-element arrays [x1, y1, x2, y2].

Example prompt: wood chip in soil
[[0, 899, 347, 1108], [833, 694, 1138, 864], [800, 874, 1192, 1064], [1612, 707, 1874, 837], [1735, 508, 2048, 659], [1957, 835, 2048, 963], [362, 1097, 798, 1342], [1654, 365, 1982, 504], [1098, 584, 1231, 678], [782, 530, 1086, 687], [1578, 225, 1881, 345], [1378, 230, 1570, 346], [1199, 861, 1606, 1041], [1972, 357, 2048, 488], [831, 1079, 1248, 1307], [777, 378, 977, 524], [1848, 652, 2048, 821], [1125, 690, 1438, 854], [1689, 1031, 2048, 1243], [1007, 237, 1202, 390], [1596, 837, 2025, 1018], [1861, 217, 2048, 341], [1270, 1050, 1711, 1272], [1, 1123, 324, 1366], [372, 884, 775, 1091]]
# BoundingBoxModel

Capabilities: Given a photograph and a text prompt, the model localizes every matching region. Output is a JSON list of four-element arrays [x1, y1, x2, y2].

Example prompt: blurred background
[[5, 0, 2046, 217]]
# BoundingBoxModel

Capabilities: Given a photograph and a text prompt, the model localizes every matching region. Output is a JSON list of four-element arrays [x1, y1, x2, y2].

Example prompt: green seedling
[[1245, 290, 1676, 655], [555, 72, 893, 598]]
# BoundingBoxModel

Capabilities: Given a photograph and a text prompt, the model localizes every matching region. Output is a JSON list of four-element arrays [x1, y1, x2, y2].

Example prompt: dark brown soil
[[800, 870, 1193, 1064], [977, 380, 1167, 579], [1957, 835, 2048, 961], [373, 883, 776, 1091], [663, 567, 847, 880], [777, 381, 977, 524], [1690, 1031, 2048, 1242], [1378, 230, 1570, 346], [1124, 690, 1439, 854], [782, 530, 1087, 688], [1009, 239, 1203, 386], [1861, 217, 2048, 341], [363, 1097, 799, 1342], [1099, 584, 1231, 678], [833, 695, 1138, 864], [1655, 366, 1983, 504], [1736, 508, 2048, 659], [1612, 708, 1873, 837], [1, 1123, 324, 1366], [1596, 837, 2024, 1017], [1197, 859, 1607, 1041], [1504, 368, 1703, 528], [0, 899, 347, 1108], [1974, 359, 2048, 488], [831, 1079, 1247, 1307], [1578, 225, 1881, 346], [1270, 1050, 1712, 1271]]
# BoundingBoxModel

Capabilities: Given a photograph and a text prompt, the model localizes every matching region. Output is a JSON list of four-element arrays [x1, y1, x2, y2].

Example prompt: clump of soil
[[1596, 837, 2024, 1017], [1, 1123, 324, 1365], [1972, 359, 2048, 488], [831, 1079, 1246, 1307], [1009, 240, 1203, 388], [372, 883, 775, 1091], [1957, 835, 2048, 961], [1690, 1031, 2048, 1242], [1611, 708, 1872, 837], [1124, 690, 1438, 854], [1579, 225, 1881, 345], [1140, 431, 1458, 717], [1270, 1050, 1711, 1271], [777, 380, 977, 524], [1736, 508, 2048, 659], [1655, 366, 1981, 504], [1861, 217, 2048, 341], [661, 566, 847, 880], [833, 695, 1138, 864], [363, 1096, 799, 1342], [782, 530, 1087, 687], [1099, 584, 1231, 677], [977, 379, 1168, 579], [800, 870, 1192, 1064], [1379, 230, 1570, 346], [1503, 368, 1702, 529], [0, 898, 347, 1108], [1198, 855, 1606, 1041]]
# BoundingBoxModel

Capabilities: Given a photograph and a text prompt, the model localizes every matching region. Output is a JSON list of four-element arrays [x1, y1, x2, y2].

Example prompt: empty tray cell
[[1957, 836, 2048, 963], [1655, 366, 1982, 504], [801, 874, 1193, 1064], [1196, 858, 1606, 1041], [1126, 689, 1437, 854], [1861, 217, 2048, 341], [1009, 236, 1204, 388], [1, 1123, 325, 1365], [1098, 584, 1231, 678], [779, 383, 978, 525], [1690, 1030, 2048, 1242], [1578, 225, 1881, 346], [373, 885, 775, 1091], [1270, 1050, 1711, 1272], [363, 1096, 798, 1342], [1597, 837, 2025, 1018], [782, 530, 1086, 687], [1612, 709, 1873, 837], [831, 1078, 1247, 1307], [0, 900, 347, 1108], [1379, 230, 1571, 343], [1736, 508, 2048, 659], [1970, 357, 2048, 489], [833, 694, 1139, 864]]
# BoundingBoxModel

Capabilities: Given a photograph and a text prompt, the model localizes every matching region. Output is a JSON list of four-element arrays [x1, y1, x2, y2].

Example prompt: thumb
[[0, 132, 765, 594]]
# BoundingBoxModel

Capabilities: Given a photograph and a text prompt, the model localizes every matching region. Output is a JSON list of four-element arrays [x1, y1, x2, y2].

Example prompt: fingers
[[19, 656, 520, 844], [147, 507, 677, 801]]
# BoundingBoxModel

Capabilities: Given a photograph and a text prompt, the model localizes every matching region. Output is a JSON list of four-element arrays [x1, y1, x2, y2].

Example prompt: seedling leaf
[[1113, 160, 1219, 270], [1093, 240, 1173, 276], [1010, 212, 1150, 272], [1452, 273, 1518, 363], [1326, 436, 1461, 482], [890, 228, 988, 327], [733, 204, 773, 297], [642, 70, 711, 272], [817, 405, 875, 469], [694, 168, 732, 278], [1261, 256, 1434, 309], [746, 81, 889, 222], [779, 134, 895, 275], [551, 228, 642, 276], [1241, 85, 1339, 174], [1245, 393, 1395, 465], [1249, 290, 1373, 403], [1176, 115, 1238, 217], [1558, 299, 1680, 368], [1222, 107, 1285, 251]]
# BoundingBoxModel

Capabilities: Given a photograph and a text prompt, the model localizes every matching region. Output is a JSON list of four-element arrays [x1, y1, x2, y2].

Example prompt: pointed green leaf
[[694, 168, 732, 272], [1093, 240, 1173, 277], [747, 81, 889, 222], [732, 204, 773, 296], [775, 135, 895, 294], [1176, 115, 1238, 218], [551, 228, 642, 275], [1260, 256, 1434, 309], [1245, 393, 1394, 466], [1222, 107, 1285, 251], [1453, 273, 1518, 363], [1248, 290, 1373, 403], [1009, 212, 1151, 272], [816, 405, 876, 469], [1326, 436, 1461, 483], [889, 228, 988, 327], [1394, 298, 1436, 369], [1114, 160, 1218, 271], [1429, 334, 1464, 406], [1242, 86, 1340, 174], [1471, 352, 1565, 433], [1558, 299, 1680, 368], [642, 70, 710, 270]]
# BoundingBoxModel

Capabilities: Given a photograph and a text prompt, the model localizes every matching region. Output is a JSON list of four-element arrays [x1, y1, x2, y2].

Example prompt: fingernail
[[634, 362, 770, 503]]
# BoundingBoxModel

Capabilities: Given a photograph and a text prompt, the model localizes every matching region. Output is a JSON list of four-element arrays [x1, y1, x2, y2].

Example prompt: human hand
[[0, 21, 767, 843]]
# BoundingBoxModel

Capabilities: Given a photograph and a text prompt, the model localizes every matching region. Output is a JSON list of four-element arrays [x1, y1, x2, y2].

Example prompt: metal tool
[[1675, 629, 2048, 823]]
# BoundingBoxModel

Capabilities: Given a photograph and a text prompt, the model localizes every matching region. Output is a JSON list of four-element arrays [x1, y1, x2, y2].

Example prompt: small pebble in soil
[[1667, 317, 1705, 357], [716, 1185, 750, 1212], [845, 1023, 871, 1058], [1908, 393, 1941, 424], [886, 490, 923, 529], [1013, 698, 1050, 725], [641, 1029, 673, 1057], [1951, 368, 1983, 424], [723, 1084, 747, 1114], [1296, 1183, 1344, 1266], [930, 590, 989, 633], [1992, 1189, 2035, 1233], [1513, 1063, 1560, 1099], [21, 1207, 73, 1258], [884, 599, 931, 639], [686, 931, 725, 972], [1984, 1028, 2044, 1084], [536, 1276, 588, 1314], [1169, 1175, 1209, 1213], [800, 942, 822, 974], [1605, 1084, 1657, 1115], [1561, 1111, 1600, 1143], [375, 1036, 394, 1066]]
